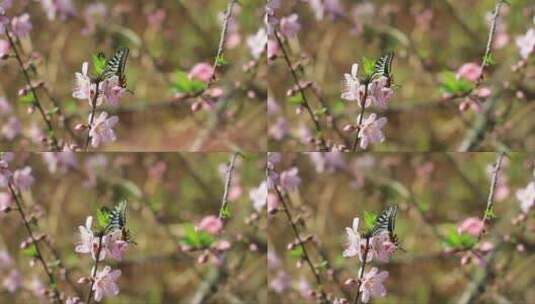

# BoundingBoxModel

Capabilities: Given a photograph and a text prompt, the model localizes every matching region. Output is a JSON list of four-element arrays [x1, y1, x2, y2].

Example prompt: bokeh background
[[268, 152, 534, 303], [0, 152, 267, 303], [0, 0, 266, 151], [268, 0, 535, 151]]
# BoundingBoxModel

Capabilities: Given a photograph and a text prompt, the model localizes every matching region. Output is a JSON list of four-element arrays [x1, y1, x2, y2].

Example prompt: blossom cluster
[[341, 63, 393, 150], [341, 217, 396, 303], [74, 215, 128, 302]]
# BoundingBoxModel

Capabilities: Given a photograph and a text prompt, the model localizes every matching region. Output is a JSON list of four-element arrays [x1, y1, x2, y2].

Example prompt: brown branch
[[209, 0, 237, 84], [8, 184, 62, 304], [272, 186, 327, 302], [477, 0, 505, 85], [4, 28, 60, 151], [273, 29, 329, 151], [84, 79, 101, 151], [478, 152, 505, 240]]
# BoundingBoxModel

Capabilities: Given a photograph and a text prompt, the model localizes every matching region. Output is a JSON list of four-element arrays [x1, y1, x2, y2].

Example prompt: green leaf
[[483, 53, 495, 66], [92, 53, 107, 76], [317, 260, 328, 270], [181, 224, 214, 248], [289, 246, 304, 258], [314, 107, 327, 116], [171, 70, 207, 94], [443, 228, 477, 249], [361, 57, 376, 79], [484, 208, 496, 219], [64, 99, 78, 114], [288, 94, 304, 105], [220, 204, 231, 219], [20, 92, 36, 106], [363, 211, 377, 231], [332, 100, 345, 114], [22, 244, 38, 258], [96, 208, 111, 230], [215, 55, 227, 66], [439, 71, 474, 95]]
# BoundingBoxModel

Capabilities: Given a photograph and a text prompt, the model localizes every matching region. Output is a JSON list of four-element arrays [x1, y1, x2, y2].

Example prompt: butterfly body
[[103, 201, 136, 244], [365, 205, 402, 250]]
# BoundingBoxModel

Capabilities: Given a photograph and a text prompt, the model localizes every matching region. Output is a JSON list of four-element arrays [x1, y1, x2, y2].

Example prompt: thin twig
[[219, 152, 239, 219], [8, 184, 62, 304], [210, 0, 237, 84], [5, 28, 60, 151], [272, 186, 327, 302], [479, 152, 505, 240], [84, 80, 101, 151], [273, 29, 329, 151], [351, 82, 369, 151], [86, 234, 104, 304], [354, 237, 371, 304], [477, 0, 505, 86]]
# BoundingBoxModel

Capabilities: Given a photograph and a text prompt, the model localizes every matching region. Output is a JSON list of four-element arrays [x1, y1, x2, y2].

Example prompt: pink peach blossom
[[197, 215, 223, 235], [279, 167, 301, 191], [457, 217, 484, 237], [456, 63, 481, 82], [13, 166, 34, 190], [516, 28, 535, 60], [11, 14, 32, 37], [359, 267, 388, 303], [188, 62, 213, 83], [92, 266, 121, 302], [88, 112, 119, 148], [358, 113, 387, 149], [280, 14, 301, 38]]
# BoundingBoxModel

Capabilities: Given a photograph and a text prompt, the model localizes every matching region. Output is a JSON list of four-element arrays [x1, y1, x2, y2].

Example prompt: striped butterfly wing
[[107, 201, 127, 232], [370, 205, 398, 237], [373, 52, 394, 85], [101, 47, 129, 87]]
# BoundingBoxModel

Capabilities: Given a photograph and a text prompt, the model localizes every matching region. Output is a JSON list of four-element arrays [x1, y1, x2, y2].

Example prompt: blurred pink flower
[[0, 39, 9, 58], [267, 39, 279, 61], [359, 267, 388, 303], [30, 277, 46, 298], [105, 231, 128, 261], [197, 215, 223, 235], [267, 192, 279, 213], [0, 97, 12, 115], [99, 76, 125, 107], [88, 112, 119, 148], [147, 9, 166, 29], [247, 28, 267, 59], [11, 14, 32, 37], [269, 117, 288, 140], [341, 64, 366, 103], [3, 269, 21, 293], [41, 0, 76, 21], [367, 77, 393, 109], [1, 116, 20, 140], [43, 150, 78, 174], [270, 270, 290, 293], [0, 250, 13, 269], [267, 96, 280, 115], [358, 113, 387, 149], [516, 28, 535, 60], [13, 166, 34, 191], [66, 297, 82, 304], [0, 192, 12, 212], [309, 0, 343, 20], [516, 182, 535, 214], [457, 217, 484, 237], [308, 152, 346, 173], [456, 63, 481, 82], [75, 216, 106, 260], [82, 3, 107, 35], [280, 14, 301, 38], [370, 233, 396, 263], [279, 167, 301, 191], [92, 266, 121, 302], [72, 62, 94, 103], [249, 181, 267, 212], [188, 62, 213, 84]]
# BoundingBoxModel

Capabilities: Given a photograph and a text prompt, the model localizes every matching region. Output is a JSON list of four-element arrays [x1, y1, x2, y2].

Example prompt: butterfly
[[101, 47, 129, 88], [373, 52, 394, 87], [102, 201, 136, 244], [366, 205, 403, 250]]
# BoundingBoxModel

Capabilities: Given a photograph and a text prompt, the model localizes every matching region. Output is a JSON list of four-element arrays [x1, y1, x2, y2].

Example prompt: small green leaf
[[181, 224, 214, 248], [220, 204, 231, 219], [289, 246, 304, 258], [171, 70, 207, 94], [439, 71, 474, 95], [483, 53, 495, 66], [314, 107, 327, 116], [288, 94, 304, 105], [20, 93, 36, 106], [443, 228, 477, 249], [484, 209, 496, 219], [317, 260, 328, 270], [96, 208, 111, 230], [363, 211, 377, 231], [332, 100, 345, 114], [92, 53, 107, 76], [215, 55, 227, 66], [22, 244, 38, 257], [361, 57, 376, 79]]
